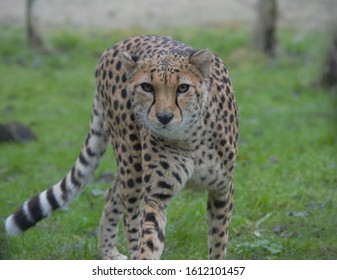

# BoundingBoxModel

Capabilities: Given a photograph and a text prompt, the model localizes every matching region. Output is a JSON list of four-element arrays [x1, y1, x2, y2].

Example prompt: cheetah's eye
[[140, 83, 154, 93], [177, 84, 190, 94]]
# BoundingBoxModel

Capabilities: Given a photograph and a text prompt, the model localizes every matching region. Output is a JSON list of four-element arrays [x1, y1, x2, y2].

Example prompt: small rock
[[90, 189, 106, 197], [269, 156, 279, 164], [92, 172, 115, 184], [288, 210, 311, 217], [3, 105, 14, 114], [0, 122, 37, 143], [273, 225, 288, 234]]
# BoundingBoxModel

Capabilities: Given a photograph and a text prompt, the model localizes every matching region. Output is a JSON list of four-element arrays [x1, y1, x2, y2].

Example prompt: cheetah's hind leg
[[98, 178, 127, 260]]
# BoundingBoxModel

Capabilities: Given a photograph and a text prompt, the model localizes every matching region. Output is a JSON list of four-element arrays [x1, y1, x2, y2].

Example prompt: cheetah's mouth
[[149, 122, 188, 141], [152, 124, 177, 133]]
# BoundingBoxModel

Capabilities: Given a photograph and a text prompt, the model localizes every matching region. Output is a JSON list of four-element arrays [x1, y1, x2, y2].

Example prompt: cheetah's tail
[[5, 93, 108, 236]]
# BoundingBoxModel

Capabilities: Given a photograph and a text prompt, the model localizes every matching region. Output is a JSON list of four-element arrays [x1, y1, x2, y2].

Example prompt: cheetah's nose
[[156, 112, 174, 125]]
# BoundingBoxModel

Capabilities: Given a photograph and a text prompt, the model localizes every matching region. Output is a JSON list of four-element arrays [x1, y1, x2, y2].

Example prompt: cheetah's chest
[[185, 147, 224, 192]]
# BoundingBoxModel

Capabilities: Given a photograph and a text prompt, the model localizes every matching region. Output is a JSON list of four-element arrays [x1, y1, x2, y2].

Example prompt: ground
[[0, 0, 336, 31]]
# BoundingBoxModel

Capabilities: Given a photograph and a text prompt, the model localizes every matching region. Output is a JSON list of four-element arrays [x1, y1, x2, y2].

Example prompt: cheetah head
[[121, 49, 212, 140]]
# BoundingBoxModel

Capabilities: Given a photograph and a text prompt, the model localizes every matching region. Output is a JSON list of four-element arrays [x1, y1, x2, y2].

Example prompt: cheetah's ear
[[189, 49, 213, 78], [120, 52, 139, 76]]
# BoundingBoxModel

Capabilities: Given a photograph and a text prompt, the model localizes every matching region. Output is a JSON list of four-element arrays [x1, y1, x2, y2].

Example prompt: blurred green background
[[0, 0, 336, 259]]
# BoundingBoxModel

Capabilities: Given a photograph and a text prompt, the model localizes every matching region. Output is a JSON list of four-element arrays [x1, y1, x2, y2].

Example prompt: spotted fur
[[5, 35, 238, 260]]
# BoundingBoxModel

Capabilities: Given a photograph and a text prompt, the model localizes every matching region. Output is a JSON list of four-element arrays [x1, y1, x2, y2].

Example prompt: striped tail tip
[[5, 215, 23, 236], [5, 191, 55, 236]]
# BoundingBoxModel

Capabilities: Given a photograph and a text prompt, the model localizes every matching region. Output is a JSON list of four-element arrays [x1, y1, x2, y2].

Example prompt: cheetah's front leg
[[136, 175, 176, 260], [136, 158, 191, 259], [137, 201, 168, 259], [207, 181, 234, 260]]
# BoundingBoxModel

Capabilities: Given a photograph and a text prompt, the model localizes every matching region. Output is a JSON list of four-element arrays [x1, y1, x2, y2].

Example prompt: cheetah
[[5, 35, 238, 260]]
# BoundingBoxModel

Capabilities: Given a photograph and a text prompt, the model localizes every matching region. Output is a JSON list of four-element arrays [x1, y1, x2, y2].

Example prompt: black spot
[[159, 161, 169, 170], [158, 181, 172, 189], [143, 153, 152, 161], [121, 144, 127, 153], [126, 42, 132, 51], [112, 49, 119, 57], [215, 242, 222, 248], [144, 212, 157, 224], [129, 228, 138, 234], [136, 177, 142, 184], [133, 144, 142, 151], [146, 240, 154, 252], [229, 114, 234, 123], [134, 163, 142, 172], [158, 230, 165, 242], [111, 85, 116, 95], [127, 179, 134, 188], [216, 214, 225, 220], [172, 172, 182, 184], [108, 70, 113, 79], [149, 139, 157, 146], [113, 100, 119, 110], [144, 174, 151, 183], [153, 193, 172, 201], [214, 200, 227, 209], [210, 227, 219, 235], [128, 197, 138, 204], [148, 163, 158, 169], [129, 134, 138, 142], [126, 100, 132, 110], [220, 139, 227, 146], [121, 89, 127, 99], [229, 165, 235, 172], [116, 61, 122, 71], [156, 170, 164, 177]]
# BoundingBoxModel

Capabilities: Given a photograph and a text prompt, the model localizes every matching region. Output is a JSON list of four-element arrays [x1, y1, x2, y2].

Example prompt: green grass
[[0, 25, 336, 260]]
